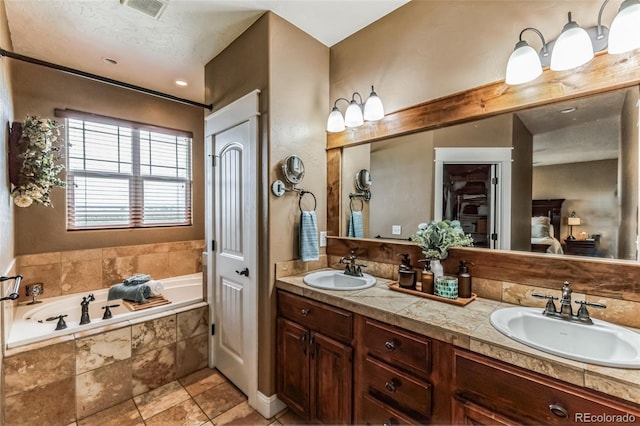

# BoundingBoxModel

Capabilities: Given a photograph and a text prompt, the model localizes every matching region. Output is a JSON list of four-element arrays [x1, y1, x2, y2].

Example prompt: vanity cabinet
[[452, 349, 640, 425], [276, 290, 353, 424]]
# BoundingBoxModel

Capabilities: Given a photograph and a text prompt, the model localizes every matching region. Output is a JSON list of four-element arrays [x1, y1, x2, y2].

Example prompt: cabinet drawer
[[363, 317, 431, 377], [454, 349, 640, 424], [361, 394, 418, 426], [278, 291, 352, 343], [363, 356, 432, 419]]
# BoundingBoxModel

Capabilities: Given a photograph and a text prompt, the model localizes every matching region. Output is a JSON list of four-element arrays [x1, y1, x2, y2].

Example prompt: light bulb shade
[[567, 217, 581, 226], [505, 41, 543, 85], [363, 91, 384, 121], [550, 23, 594, 71], [344, 101, 364, 127], [326, 107, 345, 132], [608, 1, 640, 54]]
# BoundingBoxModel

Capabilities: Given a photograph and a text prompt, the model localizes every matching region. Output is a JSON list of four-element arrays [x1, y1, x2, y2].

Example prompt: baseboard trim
[[254, 391, 287, 419]]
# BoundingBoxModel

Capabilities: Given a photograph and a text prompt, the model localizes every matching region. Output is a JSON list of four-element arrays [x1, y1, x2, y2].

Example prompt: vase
[[431, 259, 444, 279]]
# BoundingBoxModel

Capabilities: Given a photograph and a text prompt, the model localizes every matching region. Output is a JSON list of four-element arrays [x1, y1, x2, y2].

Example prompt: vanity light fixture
[[326, 86, 385, 133], [505, 0, 640, 84]]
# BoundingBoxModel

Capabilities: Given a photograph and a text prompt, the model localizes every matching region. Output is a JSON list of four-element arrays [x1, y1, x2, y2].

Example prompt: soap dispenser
[[418, 259, 434, 294], [397, 253, 416, 289], [457, 260, 473, 298]]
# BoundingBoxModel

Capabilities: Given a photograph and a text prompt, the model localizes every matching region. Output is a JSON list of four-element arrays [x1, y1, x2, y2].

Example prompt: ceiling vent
[[120, 0, 169, 20]]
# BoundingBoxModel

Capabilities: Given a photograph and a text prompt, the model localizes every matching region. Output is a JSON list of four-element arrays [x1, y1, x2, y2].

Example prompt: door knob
[[235, 267, 249, 277]]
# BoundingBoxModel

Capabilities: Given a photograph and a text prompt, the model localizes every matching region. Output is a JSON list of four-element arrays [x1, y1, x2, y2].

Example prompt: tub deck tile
[[76, 358, 133, 419], [76, 327, 132, 374]]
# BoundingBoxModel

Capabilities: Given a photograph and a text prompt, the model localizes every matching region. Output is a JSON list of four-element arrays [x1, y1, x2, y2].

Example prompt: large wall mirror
[[340, 86, 640, 262]]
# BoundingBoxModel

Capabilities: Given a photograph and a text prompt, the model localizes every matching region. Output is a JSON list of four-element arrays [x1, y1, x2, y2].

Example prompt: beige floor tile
[[134, 381, 191, 419], [179, 368, 227, 397], [276, 409, 310, 425], [268, 421, 282, 426], [193, 381, 247, 419], [77, 400, 144, 426], [145, 398, 209, 426], [211, 401, 270, 425]]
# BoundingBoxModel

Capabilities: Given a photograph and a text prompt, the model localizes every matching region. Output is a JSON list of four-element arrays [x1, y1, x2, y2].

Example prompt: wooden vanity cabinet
[[452, 349, 640, 425], [276, 290, 353, 424]]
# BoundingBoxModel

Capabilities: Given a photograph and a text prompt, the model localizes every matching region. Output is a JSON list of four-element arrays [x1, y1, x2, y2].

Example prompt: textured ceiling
[[4, 0, 410, 103]]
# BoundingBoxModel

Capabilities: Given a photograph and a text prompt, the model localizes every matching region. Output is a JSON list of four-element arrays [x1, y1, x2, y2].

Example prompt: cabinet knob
[[384, 339, 398, 351], [384, 379, 399, 393], [383, 419, 398, 426], [301, 308, 310, 316], [549, 403, 569, 418]]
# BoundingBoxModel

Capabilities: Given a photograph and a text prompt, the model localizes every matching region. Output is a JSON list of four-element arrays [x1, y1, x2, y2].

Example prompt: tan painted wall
[[10, 60, 205, 255], [619, 87, 639, 260]]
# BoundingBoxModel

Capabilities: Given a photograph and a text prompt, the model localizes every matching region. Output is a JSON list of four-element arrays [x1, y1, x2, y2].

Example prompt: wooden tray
[[387, 282, 476, 306], [122, 295, 171, 311]]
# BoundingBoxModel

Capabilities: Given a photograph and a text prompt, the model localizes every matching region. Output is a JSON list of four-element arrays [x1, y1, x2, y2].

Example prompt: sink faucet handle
[[532, 293, 558, 300], [574, 300, 606, 323], [532, 293, 558, 314]]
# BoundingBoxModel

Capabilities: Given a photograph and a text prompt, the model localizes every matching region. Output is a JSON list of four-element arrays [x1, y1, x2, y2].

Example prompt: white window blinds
[[61, 111, 192, 230]]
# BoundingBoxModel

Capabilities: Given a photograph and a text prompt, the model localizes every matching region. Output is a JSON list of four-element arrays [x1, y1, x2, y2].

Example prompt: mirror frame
[[325, 52, 640, 302]]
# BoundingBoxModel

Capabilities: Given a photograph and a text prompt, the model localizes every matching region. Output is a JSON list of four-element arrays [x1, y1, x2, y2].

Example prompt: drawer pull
[[384, 379, 399, 393], [301, 308, 310, 316], [383, 419, 398, 426], [549, 403, 569, 418], [384, 339, 398, 351]]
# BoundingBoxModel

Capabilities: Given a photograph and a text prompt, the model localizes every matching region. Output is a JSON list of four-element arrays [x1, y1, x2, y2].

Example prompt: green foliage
[[11, 116, 66, 208], [411, 220, 474, 260]]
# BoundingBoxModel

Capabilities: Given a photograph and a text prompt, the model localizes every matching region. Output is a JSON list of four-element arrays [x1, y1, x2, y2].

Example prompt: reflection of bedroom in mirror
[[341, 86, 639, 261]]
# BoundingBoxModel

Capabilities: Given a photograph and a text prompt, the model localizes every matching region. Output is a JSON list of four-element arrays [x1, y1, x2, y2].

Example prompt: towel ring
[[349, 196, 363, 213], [299, 190, 317, 212]]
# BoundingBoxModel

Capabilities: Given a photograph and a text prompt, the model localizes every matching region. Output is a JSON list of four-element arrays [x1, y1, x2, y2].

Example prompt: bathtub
[[7, 272, 204, 349]]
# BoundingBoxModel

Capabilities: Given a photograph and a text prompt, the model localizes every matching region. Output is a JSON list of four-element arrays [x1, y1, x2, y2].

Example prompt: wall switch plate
[[320, 231, 328, 247], [392, 225, 402, 235]]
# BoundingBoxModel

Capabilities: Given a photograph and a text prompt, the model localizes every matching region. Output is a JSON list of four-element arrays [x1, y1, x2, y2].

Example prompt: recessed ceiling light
[[102, 57, 118, 65], [175, 80, 188, 87], [559, 107, 577, 114]]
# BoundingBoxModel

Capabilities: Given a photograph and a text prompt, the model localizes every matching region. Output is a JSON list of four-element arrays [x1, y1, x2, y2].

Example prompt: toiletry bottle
[[419, 259, 434, 294], [457, 260, 473, 298], [397, 253, 416, 289]]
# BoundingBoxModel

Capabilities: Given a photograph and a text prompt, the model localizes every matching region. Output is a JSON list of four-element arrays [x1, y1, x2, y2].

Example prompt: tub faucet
[[80, 294, 95, 325], [0, 275, 22, 301]]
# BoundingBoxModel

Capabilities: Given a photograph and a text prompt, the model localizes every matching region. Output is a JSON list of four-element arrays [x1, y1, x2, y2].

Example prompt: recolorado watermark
[[575, 412, 636, 423]]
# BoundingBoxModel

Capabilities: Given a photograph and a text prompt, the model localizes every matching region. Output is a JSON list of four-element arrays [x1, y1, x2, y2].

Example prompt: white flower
[[13, 194, 34, 208]]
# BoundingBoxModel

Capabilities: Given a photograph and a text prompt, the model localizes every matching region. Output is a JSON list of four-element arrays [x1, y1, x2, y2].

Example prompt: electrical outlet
[[320, 231, 328, 247], [392, 225, 402, 235]]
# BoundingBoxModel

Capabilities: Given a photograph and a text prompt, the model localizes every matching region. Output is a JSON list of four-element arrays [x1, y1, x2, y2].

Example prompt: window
[[61, 111, 192, 230]]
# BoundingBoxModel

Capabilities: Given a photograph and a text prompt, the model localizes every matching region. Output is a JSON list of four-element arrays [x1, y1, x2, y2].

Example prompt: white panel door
[[213, 121, 255, 396]]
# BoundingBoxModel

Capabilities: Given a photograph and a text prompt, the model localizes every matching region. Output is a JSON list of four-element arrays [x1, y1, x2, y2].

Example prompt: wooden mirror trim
[[326, 52, 640, 299]]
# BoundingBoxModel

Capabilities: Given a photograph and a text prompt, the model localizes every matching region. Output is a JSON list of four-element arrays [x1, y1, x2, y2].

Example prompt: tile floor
[[72, 368, 305, 426]]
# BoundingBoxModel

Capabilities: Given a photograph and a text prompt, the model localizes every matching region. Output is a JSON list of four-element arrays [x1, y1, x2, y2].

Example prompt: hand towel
[[300, 210, 319, 262], [147, 280, 165, 296], [108, 283, 152, 303], [122, 273, 152, 286], [348, 211, 364, 238]]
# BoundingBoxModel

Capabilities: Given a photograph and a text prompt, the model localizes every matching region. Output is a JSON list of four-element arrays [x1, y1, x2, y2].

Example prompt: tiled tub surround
[[276, 267, 640, 407], [8, 272, 203, 348], [2, 304, 209, 425]]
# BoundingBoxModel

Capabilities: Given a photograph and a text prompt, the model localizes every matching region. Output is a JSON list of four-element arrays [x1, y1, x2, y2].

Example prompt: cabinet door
[[277, 317, 310, 418], [310, 331, 353, 425], [452, 396, 518, 425]]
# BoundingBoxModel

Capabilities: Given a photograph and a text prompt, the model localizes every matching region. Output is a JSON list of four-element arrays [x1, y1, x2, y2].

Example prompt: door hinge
[[211, 240, 216, 251], [491, 233, 498, 241], [211, 324, 215, 336], [492, 177, 498, 185]]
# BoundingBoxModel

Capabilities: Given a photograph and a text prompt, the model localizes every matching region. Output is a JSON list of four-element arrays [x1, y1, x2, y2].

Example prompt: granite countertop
[[276, 269, 640, 406]]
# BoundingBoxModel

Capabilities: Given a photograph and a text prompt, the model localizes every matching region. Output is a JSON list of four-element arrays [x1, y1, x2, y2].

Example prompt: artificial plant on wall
[[9, 115, 66, 208]]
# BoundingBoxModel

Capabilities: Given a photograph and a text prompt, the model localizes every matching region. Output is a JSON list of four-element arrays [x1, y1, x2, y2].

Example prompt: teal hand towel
[[108, 283, 151, 303], [348, 211, 364, 238], [300, 211, 319, 262], [123, 274, 152, 286]]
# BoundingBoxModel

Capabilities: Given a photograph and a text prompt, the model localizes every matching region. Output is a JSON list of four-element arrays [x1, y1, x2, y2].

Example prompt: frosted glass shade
[[364, 91, 384, 121], [505, 42, 543, 85], [326, 108, 345, 132], [568, 217, 581, 226], [608, 1, 640, 54], [344, 101, 364, 127], [550, 24, 594, 71]]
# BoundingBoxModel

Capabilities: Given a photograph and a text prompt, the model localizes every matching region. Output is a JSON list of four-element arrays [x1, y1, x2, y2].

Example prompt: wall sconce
[[326, 86, 384, 133], [567, 211, 581, 240], [505, 0, 640, 85]]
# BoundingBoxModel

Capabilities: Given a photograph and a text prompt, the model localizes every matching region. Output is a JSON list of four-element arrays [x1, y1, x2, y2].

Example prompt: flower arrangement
[[11, 115, 66, 208], [412, 220, 474, 260]]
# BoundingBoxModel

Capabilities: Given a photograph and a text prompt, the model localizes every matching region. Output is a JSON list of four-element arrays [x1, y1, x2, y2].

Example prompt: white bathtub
[[7, 273, 204, 349]]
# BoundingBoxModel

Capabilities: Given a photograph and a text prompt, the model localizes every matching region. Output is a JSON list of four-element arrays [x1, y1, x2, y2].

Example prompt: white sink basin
[[303, 270, 376, 291], [490, 307, 640, 368]]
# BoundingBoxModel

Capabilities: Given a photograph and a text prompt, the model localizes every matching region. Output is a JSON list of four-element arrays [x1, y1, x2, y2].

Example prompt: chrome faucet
[[339, 251, 367, 277], [532, 281, 606, 325], [80, 294, 95, 325]]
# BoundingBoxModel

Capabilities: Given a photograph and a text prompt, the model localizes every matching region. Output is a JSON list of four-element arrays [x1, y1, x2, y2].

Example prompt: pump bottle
[[457, 260, 473, 298]]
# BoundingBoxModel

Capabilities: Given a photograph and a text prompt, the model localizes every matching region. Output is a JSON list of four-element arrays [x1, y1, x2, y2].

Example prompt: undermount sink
[[490, 307, 640, 368], [303, 270, 376, 291]]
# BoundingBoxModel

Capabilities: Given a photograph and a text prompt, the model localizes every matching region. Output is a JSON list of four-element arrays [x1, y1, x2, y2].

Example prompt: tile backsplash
[[16, 240, 205, 298]]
